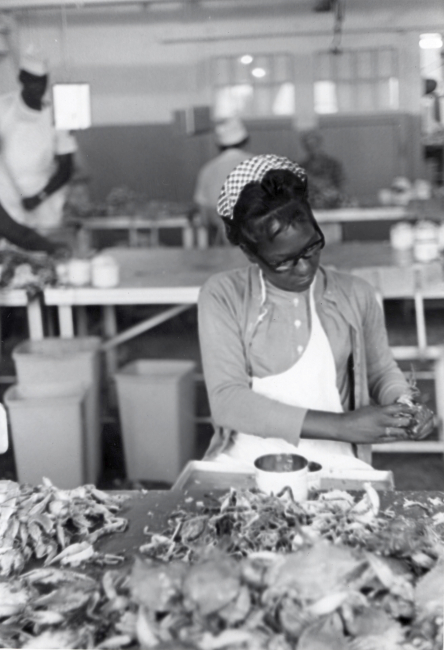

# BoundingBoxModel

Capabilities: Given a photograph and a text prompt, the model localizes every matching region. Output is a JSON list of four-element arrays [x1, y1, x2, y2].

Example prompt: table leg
[[77, 227, 91, 255], [151, 226, 159, 247], [26, 299, 44, 340], [103, 305, 118, 376], [129, 226, 138, 248], [58, 306, 75, 338], [197, 226, 208, 249], [77, 306, 88, 336], [182, 225, 194, 249]]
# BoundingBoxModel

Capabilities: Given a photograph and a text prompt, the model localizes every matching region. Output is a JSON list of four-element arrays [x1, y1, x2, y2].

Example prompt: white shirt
[[194, 148, 253, 210], [0, 91, 77, 228]]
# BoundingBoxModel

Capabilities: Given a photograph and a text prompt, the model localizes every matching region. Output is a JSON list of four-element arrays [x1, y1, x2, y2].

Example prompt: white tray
[[172, 460, 394, 492]]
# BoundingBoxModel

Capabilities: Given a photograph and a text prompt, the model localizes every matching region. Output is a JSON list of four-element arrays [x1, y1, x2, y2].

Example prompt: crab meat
[[349, 483, 380, 524], [47, 541, 94, 567], [21, 628, 86, 649], [0, 579, 32, 618]]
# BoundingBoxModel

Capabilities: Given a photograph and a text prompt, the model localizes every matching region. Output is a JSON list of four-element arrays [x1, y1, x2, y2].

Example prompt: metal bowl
[[254, 453, 309, 499], [254, 453, 308, 473]]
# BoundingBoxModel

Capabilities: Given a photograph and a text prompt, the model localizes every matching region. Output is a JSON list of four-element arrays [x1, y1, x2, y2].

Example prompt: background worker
[[193, 117, 252, 245], [300, 129, 349, 209], [0, 202, 69, 256], [0, 47, 77, 231]]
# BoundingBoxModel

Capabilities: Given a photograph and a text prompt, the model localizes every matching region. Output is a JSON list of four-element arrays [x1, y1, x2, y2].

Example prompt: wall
[[75, 117, 298, 201], [0, 0, 443, 201]]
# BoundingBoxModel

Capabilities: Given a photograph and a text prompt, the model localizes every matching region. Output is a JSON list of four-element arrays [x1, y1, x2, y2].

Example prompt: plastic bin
[[12, 337, 101, 485], [115, 360, 196, 483], [4, 382, 87, 489]]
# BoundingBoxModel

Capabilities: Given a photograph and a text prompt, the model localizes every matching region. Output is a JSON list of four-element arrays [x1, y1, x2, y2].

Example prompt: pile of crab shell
[[0, 480, 443, 649]]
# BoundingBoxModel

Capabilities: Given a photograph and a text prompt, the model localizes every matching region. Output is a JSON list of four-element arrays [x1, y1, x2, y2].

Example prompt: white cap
[[215, 117, 248, 147], [20, 45, 48, 77]]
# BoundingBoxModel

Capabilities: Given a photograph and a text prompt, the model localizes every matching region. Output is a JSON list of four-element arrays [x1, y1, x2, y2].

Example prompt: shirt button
[[293, 298, 299, 306], [294, 319, 301, 328], [297, 345, 304, 354]]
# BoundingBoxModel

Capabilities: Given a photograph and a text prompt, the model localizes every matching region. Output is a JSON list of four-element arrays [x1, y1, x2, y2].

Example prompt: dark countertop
[[97, 489, 444, 560]]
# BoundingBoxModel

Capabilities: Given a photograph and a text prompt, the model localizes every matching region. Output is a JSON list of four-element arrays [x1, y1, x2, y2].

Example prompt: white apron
[[213, 281, 372, 471], [0, 94, 71, 229]]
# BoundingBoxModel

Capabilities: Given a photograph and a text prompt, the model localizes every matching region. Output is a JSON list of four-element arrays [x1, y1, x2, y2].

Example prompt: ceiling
[[0, 0, 306, 9]]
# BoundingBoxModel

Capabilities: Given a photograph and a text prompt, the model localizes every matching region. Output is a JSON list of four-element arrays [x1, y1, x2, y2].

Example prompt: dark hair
[[223, 168, 316, 249]]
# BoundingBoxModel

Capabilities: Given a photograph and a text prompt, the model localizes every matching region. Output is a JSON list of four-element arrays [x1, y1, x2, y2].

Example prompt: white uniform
[[194, 149, 253, 212], [0, 92, 77, 229]]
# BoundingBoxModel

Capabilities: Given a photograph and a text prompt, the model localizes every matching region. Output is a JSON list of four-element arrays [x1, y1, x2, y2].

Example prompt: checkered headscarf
[[217, 154, 307, 220]]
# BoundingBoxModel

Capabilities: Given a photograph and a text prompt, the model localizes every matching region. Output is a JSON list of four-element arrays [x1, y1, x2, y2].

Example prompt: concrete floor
[[1, 299, 443, 491]]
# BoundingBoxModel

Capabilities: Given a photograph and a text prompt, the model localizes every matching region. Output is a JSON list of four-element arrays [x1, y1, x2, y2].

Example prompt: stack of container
[[4, 337, 101, 489]]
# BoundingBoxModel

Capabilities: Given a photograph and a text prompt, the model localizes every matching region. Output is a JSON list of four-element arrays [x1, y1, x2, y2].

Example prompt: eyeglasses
[[255, 236, 325, 273]]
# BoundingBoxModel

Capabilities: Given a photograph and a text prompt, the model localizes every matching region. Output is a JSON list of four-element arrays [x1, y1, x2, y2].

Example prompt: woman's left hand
[[396, 400, 435, 440], [410, 405, 435, 439]]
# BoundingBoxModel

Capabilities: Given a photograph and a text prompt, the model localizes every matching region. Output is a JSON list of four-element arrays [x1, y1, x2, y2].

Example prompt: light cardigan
[[198, 263, 409, 464]]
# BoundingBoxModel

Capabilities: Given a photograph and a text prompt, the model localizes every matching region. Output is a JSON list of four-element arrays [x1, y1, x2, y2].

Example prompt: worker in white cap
[[0, 46, 77, 232], [193, 116, 252, 246]]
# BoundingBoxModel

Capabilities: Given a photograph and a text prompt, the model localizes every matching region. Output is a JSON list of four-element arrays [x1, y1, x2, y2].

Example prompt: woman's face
[[251, 219, 324, 292]]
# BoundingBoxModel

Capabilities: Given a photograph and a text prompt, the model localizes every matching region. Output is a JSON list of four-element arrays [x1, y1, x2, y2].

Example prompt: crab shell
[[182, 556, 241, 616], [263, 541, 366, 602], [0, 579, 33, 618], [130, 557, 188, 612], [414, 556, 444, 621]]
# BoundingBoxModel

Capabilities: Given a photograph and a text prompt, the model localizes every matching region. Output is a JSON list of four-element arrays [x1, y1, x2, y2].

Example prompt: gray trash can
[[12, 337, 101, 484], [4, 382, 88, 489], [115, 360, 196, 483]]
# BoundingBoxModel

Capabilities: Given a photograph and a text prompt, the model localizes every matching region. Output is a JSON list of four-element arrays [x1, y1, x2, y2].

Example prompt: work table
[[97, 488, 444, 561]]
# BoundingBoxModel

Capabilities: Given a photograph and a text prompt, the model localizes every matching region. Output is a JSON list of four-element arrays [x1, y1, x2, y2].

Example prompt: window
[[419, 32, 443, 87], [212, 53, 295, 119], [314, 48, 399, 114]]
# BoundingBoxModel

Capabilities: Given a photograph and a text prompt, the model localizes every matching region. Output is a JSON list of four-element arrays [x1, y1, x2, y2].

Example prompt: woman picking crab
[[198, 154, 434, 471]]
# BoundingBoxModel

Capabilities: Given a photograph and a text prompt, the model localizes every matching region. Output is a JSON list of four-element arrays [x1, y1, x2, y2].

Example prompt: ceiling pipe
[[0, 0, 268, 10]]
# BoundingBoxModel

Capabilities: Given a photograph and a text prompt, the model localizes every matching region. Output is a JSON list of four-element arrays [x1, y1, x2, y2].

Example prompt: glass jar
[[413, 221, 440, 263]]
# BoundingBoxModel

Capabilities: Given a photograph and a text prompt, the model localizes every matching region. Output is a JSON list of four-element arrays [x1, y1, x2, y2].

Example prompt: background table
[[72, 214, 196, 250], [44, 242, 444, 339], [72, 207, 433, 251], [0, 290, 44, 342], [43, 243, 444, 455]]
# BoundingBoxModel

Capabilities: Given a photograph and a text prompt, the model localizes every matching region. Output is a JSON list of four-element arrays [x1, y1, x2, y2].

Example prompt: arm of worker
[[358, 277, 434, 437], [199, 274, 413, 446], [303, 278, 433, 443], [22, 153, 74, 211], [0, 202, 69, 256], [198, 281, 308, 445], [359, 277, 409, 403]]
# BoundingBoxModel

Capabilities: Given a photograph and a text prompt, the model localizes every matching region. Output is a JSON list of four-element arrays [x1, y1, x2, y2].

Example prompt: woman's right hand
[[339, 404, 412, 444]]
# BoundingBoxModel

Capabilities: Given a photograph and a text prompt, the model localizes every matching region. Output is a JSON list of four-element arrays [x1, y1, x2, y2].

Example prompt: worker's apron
[[213, 284, 372, 471], [0, 97, 67, 229]]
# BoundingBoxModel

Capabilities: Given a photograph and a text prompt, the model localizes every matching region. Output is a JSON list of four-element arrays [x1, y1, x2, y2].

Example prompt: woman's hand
[[302, 404, 412, 444], [340, 404, 413, 444], [399, 403, 435, 440]]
